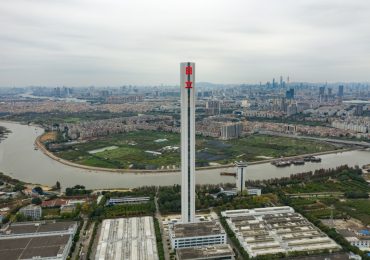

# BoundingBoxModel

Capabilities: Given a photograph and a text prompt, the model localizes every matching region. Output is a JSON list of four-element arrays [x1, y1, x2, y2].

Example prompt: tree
[[32, 197, 42, 205], [81, 203, 91, 215], [56, 181, 61, 190], [33, 186, 43, 195], [13, 183, 25, 192], [15, 212, 27, 222]]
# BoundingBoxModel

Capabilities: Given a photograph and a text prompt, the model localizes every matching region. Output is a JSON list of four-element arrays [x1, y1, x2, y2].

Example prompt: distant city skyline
[[1, 0, 370, 86]]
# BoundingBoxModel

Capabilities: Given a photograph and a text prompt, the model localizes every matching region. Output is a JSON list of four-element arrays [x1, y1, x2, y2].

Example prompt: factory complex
[[95, 216, 158, 260], [0, 221, 78, 260], [221, 206, 341, 257]]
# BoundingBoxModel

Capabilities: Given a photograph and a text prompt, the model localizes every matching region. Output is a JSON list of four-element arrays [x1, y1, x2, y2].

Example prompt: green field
[[290, 197, 370, 225], [277, 167, 370, 225], [54, 131, 338, 170]]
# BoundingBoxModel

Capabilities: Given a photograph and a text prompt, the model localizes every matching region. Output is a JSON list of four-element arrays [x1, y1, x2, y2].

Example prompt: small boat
[[275, 161, 291, 167], [292, 160, 305, 165], [303, 156, 322, 163], [310, 157, 322, 162], [220, 172, 236, 177]]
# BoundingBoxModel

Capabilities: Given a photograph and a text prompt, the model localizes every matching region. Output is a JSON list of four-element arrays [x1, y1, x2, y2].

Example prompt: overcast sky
[[1, 0, 370, 86]]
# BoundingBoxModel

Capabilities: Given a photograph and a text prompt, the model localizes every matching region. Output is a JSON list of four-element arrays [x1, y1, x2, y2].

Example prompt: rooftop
[[222, 207, 341, 257], [0, 235, 70, 260], [0, 221, 77, 260], [176, 245, 234, 260], [20, 204, 41, 210], [2, 221, 77, 236], [171, 221, 225, 238], [95, 217, 158, 260]]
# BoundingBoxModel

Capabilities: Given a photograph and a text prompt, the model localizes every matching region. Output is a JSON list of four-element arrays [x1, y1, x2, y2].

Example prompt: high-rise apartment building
[[220, 122, 243, 140], [205, 100, 221, 115], [285, 88, 294, 99], [338, 85, 344, 97]]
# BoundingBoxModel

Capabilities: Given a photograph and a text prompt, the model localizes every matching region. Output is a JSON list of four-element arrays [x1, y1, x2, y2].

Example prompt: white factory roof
[[95, 217, 158, 260], [222, 207, 341, 257]]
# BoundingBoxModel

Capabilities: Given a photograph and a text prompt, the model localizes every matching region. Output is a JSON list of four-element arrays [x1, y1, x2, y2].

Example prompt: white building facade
[[169, 221, 226, 249], [19, 205, 42, 220]]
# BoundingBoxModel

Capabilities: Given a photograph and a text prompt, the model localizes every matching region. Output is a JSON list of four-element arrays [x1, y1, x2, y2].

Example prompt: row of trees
[[247, 165, 361, 187], [157, 184, 275, 214], [65, 185, 92, 196]]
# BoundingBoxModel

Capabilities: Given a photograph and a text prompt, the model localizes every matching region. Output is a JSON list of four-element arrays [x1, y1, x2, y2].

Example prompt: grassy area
[[282, 178, 370, 194], [271, 168, 370, 259], [102, 203, 156, 218], [330, 199, 370, 225], [42, 208, 60, 218], [288, 197, 370, 225], [274, 167, 370, 224], [53, 131, 338, 170]]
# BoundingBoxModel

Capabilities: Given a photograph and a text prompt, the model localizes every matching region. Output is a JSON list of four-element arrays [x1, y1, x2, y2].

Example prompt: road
[[71, 219, 86, 260], [72, 217, 95, 260], [155, 189, 170, 260]]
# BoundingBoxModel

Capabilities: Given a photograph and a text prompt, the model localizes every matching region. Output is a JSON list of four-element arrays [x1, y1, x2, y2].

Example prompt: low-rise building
[[106, 196, 150, 206], [222, 207, 341, 257], [169, 221, 226, 249], [247, 188, 262, 196], [0, 221, 78, 260], [211, 187, 261, 199], [19, 205, 42, 220], [338, 229, 370, 252], [176, 244, 235, 260], [95, 217, 158, 260], [60, 204, 76, 214]]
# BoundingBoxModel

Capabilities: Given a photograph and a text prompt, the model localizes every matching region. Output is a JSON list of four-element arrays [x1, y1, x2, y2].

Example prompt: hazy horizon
[[1, 0, 370, 86]]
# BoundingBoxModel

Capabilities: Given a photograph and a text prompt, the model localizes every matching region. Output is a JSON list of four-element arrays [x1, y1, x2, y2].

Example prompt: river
[[0, 121, 369, 189]]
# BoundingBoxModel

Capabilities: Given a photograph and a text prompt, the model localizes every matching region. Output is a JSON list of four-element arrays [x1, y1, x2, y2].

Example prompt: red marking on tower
[[185, 81, 192, 89], [186, 66, 193, 75]]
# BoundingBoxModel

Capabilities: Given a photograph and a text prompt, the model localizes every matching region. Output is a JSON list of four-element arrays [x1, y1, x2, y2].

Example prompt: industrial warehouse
[[176, 244, 235, 260], [95, 217, 158, 260], [221, 206, 341, 257], [0, 221, 78, 260]]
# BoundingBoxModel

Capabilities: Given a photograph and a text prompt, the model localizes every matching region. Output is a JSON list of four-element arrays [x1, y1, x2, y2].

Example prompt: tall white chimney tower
[[236, 162, 247, 194], [180, 62, 196, 223]]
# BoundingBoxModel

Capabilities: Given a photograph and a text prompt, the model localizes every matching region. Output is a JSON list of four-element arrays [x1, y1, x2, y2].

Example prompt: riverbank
[[1, 121, 370, 189], [35, 133, 356, 174], [0, 125, 11, 141]]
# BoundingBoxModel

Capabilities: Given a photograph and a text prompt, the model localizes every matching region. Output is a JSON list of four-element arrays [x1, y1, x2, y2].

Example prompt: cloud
[[0, 0, 370, 86]]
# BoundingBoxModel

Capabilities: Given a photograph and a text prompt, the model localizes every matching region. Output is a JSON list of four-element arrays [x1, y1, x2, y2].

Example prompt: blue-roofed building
[[359, 230, 370, 236], [339, 229, 370, 252]]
